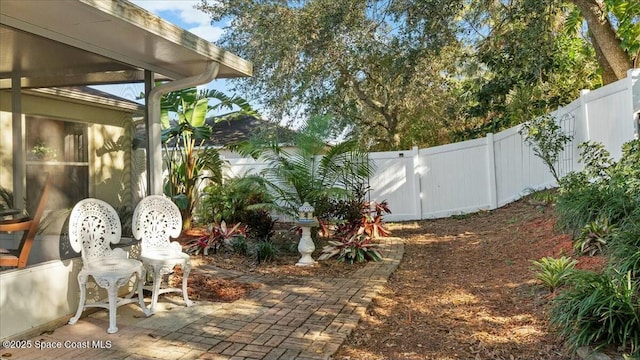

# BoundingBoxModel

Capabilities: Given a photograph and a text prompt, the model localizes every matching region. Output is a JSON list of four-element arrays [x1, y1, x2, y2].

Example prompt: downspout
[[146, 61, 220, 195]]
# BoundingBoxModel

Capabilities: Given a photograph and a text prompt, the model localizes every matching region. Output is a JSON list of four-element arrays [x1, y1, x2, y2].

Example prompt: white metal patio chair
[[132, 195, 193, 314], [68, 198, 150, 333]]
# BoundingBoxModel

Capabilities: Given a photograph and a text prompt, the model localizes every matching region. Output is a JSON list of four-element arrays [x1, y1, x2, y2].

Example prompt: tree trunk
[[589, 30, 618, 85], [570, 0, 632, 84]]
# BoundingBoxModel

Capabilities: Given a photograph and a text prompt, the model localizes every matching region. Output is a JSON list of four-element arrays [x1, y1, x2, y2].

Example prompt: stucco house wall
[[0, 88, 142, 262], [0, 88, 143, 340]]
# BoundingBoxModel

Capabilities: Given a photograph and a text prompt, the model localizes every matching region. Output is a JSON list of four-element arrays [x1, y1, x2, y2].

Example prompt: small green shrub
[[531, 256, 578, 292], [231, 235, 249, 256], [608, 207, 640, 276], [556, 141, 637, 237], [255, 240, 279, 263], [197, 177, 272, 226], [524, 188, 557, 206], [520, 114, 573, 182], [550, 270, 640, 357]]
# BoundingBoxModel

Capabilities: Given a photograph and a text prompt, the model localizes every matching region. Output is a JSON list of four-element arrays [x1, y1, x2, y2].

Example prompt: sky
[[130, 0, 224, 43], [92, 0, 236, 104]]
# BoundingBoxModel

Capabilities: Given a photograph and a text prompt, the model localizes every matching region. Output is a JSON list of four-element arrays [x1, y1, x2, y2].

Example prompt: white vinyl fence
[[220, 69, 639, 222]]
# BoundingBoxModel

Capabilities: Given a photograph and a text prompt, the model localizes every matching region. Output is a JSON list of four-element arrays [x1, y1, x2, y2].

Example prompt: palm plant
[[161, 87, 256, 230], [231, 115, 375, 222]]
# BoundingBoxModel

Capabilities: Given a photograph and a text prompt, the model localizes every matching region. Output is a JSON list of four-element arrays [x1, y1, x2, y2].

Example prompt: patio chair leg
[[136, 270, 151, 316], [106, 283, 119, 334], [68, 273, 88, 325], [149, 267, 163, 314], [182, 262, 193, 307], [124, 277, 137, 299]]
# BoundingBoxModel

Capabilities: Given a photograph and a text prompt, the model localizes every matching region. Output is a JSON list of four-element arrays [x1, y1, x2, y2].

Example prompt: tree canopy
[[198, 0, 639, 150]]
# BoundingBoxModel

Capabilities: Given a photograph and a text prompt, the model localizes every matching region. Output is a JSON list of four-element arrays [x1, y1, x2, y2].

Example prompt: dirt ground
[[178, 198, 602, 359]]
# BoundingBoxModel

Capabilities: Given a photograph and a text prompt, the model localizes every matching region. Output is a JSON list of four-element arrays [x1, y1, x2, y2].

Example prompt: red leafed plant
[[320, 200, 391, 264], [334, 200, 391, 239], [185, 220, 247, 255], [318, 225, 383, 264], [362, 201, 392, 238]]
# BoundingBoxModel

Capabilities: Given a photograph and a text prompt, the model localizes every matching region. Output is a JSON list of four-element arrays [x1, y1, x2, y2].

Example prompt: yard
[[334, 198, 580, 360], [175, 196, 608, 359]]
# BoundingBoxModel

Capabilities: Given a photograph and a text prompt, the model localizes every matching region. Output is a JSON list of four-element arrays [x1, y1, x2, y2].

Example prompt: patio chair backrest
[[69, 198, 122, 263], [131, 195, 182, 251]]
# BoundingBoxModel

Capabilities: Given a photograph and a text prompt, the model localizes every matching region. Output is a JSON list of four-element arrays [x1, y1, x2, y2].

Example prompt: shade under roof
[[0, 0, 253, 89]]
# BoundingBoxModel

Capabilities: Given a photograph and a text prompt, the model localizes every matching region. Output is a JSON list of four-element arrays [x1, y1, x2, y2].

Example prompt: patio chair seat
[[68, 198, 150, 334], [133, 195, 193, 314], [141, 248, 190, 263], [84, 257, 146, 276]]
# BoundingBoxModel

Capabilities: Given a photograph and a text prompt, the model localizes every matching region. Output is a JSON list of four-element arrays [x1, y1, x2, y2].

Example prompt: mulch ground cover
[[174, 198, 599, 359]]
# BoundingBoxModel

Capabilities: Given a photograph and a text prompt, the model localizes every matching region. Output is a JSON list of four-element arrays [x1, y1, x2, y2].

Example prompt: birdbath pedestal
[[295, 220, 318, 266]]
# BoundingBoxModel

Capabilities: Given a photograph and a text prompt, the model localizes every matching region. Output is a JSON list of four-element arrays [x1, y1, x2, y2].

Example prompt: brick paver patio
[[0, 238, 403, 360]]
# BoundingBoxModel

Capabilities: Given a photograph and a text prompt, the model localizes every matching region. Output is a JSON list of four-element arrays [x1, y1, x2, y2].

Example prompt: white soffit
[[0, 0, 252, 89]]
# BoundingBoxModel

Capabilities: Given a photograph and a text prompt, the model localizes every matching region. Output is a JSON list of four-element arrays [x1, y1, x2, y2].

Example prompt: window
[[25, 117, 88, 213]]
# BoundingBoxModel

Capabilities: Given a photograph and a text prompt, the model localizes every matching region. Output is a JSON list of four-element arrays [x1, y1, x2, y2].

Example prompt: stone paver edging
[[0, 238, 404, 360]]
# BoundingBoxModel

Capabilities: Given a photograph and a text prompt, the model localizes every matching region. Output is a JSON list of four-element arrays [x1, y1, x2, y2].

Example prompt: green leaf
[[189, 98, 210, 127], [172, 194, 189, 210]]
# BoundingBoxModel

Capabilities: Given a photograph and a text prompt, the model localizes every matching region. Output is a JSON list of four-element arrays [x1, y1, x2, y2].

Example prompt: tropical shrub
[[184, 220, 247, 255], [574, 217, 617, 256], [608, 207, 640, 276], [242, 209, 278, 241], [320, 183, 391, 239], [531, 256, 578, 293], [314, 183, 369, 236], [197, 176, 273, 226], [159, 87, 256, 230], [230, 115, 375, 222], [318, 230, 383, 264], [550, 270, 640, 357], [550, 139, 640, 357], [361, 201, 392, 239], [318, 199, 391, 264], [556, 141, 638, 237]]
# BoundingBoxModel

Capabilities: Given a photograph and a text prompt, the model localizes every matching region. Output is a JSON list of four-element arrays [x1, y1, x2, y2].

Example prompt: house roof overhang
[[0, 0, 253, 90]]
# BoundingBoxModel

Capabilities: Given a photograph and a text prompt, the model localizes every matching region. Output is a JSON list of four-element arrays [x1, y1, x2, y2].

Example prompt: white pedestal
[[296, 221, 317, 266]]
